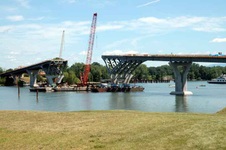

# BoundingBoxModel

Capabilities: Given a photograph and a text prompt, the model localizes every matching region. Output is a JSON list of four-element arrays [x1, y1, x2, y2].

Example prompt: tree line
[[1, 63, 226, 85], [134, 63, 226, 81]]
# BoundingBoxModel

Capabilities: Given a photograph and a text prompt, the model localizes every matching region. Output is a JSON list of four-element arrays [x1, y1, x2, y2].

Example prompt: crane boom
[[81, 13, 97, 85], [59, 30, 65, 58], [86, 13, 97, 65]]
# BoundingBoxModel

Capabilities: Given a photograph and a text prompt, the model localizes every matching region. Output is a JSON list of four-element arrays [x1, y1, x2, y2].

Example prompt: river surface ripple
[[1, 81, 226, 113]]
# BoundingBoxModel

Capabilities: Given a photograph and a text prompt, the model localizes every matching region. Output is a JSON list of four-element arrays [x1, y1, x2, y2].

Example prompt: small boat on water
[[208, 74, 226, 84], [168, 84, 175, 88]]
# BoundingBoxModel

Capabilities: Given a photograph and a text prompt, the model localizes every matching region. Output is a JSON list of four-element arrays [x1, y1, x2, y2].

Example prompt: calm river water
[[1, 81, 226, 113]]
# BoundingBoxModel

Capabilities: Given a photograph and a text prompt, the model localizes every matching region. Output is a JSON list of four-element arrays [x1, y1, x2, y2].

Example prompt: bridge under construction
[[102, 54, 226, 95], [1, 53, 226, 95], [0, 58, 67, 88]]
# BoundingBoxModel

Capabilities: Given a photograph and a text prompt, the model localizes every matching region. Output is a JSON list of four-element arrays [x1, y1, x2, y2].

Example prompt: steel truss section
[[103, 57, 144, 84]]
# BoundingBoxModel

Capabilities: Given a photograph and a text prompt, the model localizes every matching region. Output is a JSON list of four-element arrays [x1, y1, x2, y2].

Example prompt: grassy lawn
[[0, 109, 226, 150]]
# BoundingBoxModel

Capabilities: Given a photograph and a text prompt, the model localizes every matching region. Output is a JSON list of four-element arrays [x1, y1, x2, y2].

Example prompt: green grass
[[0, 110, 226, 150]]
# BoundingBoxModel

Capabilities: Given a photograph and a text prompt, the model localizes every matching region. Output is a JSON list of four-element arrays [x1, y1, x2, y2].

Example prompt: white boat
[[169, 84, 175, 88], [208, 74, 226, 84]]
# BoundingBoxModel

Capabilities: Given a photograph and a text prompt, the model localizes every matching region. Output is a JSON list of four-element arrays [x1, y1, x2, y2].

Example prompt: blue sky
[[1, 0, 226, 69]]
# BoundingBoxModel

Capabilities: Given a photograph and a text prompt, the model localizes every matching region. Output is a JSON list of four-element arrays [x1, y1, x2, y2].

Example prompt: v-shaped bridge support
[[103, 57, 144, 84], [102, 55, 194, 95]]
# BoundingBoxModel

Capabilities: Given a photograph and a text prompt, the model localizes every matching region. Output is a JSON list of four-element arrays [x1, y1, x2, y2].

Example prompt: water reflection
[[109, 93, 133, 110], [82, 92, 92, 110], [2, 82, 226, 113], [175, 96, 188, 112]]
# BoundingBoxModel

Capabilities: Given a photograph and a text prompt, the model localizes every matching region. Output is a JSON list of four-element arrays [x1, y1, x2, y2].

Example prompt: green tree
[[63, 70, 80, 85], [89, 62, 110, 82], [37, 74, 46, 82], [90, 65, 101, 82], [148, 67, 157, 80], [6, 68, 13, 72], [0, 67, 3, 74], [69, 63, 84, 79], [134, 64, 150, 81], [0, 77, 5, 85], [148, 65, 173, 80]]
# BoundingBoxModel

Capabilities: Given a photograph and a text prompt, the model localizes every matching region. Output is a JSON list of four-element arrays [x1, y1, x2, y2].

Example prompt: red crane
[[80, 13, 97, 86]]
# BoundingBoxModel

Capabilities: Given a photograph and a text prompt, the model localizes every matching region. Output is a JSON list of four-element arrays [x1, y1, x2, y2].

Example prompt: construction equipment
[[80, 13, 97, 86], [59, 30, 65, 58]]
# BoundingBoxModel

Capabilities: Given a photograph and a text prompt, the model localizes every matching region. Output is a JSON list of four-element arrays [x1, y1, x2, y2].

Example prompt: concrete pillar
[[12, 75, 17, 85], [46, 75, 58, 87], [124, 74, 133, 84], [56, 74, 64, 84], [27, 70, 39, 87], [15, 74, 22, 86], [169, 62, 193, 96], [111, 74, 119, 84]]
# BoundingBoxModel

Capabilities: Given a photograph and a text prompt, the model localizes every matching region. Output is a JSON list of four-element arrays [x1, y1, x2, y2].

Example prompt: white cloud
[[194, 27, 226, 32], [211, 38, 226, 43], [67, 0, 76, 3], [138, 17, 165, 24], [28, 17, 45, 21], [10, 51, 20, 55], [79, 50, 87, 55], [6, 15, 24, 21], [61, 0, 77, 3], [111, 16, 226, 33], [1, 6, 17, 13], [16, 0, 30, 8], [137, 0, 160, 8], [0, 26, 13, 33], [103, 50, 139, 55], [1, 15, 226, 68], [97, 24, 124, 32]]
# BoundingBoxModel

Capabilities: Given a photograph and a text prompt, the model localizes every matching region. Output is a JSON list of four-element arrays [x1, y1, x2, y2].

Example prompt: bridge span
[[102, 54, 226, 95], [0, 58, 67, 87]]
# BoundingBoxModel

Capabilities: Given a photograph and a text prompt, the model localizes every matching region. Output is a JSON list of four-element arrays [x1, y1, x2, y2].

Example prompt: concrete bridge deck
[[0, 58, 67, 77], [102, 54, 226, 63], [0, 58, 67, 87]]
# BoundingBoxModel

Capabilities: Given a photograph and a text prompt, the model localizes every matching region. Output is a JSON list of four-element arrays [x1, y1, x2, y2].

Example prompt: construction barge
[[29, 83, 144, 93], [90, 83, 144, 93], [30, 85, 89, 92], [53, 85, 89, 92]]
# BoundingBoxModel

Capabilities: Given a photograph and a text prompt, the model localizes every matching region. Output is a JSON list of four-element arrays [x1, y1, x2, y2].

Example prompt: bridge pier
[[46, 75, 60, 86], [169, 62, 193, 96], [56, 74, 64, 84], [46, 75, 54, 86], [27, 70, 39, 87]]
